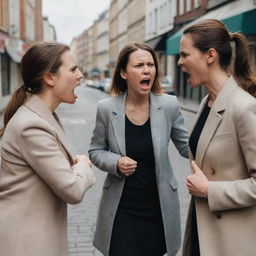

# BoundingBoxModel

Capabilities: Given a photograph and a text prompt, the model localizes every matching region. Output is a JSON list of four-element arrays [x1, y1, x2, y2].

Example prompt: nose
[[142, 65, 150, 74], [178, 56, 182, 66], [77, 68, 83, 80]]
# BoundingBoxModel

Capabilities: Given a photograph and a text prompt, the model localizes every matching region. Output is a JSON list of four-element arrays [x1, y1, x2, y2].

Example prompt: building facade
[[0, 0, 55, 103], [43, 16, 56, 42], [96, 10, 109, 79]]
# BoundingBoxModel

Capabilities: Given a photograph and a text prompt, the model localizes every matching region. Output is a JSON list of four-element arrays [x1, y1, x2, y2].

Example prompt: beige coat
[[0, 95, 95, 256], [183, 77, 256, 256]]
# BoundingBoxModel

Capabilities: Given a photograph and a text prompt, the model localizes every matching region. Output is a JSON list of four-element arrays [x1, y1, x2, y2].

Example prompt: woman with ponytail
[[178, 19, 256, 256], [0, 42, 96, 256]]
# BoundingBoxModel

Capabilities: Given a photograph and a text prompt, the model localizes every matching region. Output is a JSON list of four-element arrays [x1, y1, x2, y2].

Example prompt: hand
[[117, 156, 137, 177], [73, 155, 96, 186], [73, 154, 92, 168], [187, 161, 208, 198]]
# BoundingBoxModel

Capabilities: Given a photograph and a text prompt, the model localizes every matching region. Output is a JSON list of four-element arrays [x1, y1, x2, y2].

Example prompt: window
[[1, 53, 10, 96], [154, 8, 158, 33], [194, 0, 200, 8], [179, 0, 184, 15]]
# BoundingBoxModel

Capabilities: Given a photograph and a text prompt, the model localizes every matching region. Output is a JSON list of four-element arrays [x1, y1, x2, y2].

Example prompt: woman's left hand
[[187, 161, 208, 198]]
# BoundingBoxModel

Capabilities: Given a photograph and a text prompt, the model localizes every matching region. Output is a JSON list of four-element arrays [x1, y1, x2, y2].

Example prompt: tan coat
[[183, 76, 256, 256], [0, 95, 95, 256]]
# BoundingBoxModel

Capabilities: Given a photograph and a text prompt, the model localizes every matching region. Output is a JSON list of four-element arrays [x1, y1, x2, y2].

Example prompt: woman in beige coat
[[0, 42, 96, 256], [178, 19, 256, 256]]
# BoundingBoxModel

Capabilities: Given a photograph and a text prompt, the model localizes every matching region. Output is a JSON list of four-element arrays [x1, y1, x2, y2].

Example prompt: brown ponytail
[[230, 32, 256, 97], [0, 86, 27, 137]]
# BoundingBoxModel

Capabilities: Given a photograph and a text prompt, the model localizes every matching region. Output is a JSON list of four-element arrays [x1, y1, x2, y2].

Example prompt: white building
[[96, 10, 109, 79], [43, 16, 56, 42], [145, 0, 176, 77]]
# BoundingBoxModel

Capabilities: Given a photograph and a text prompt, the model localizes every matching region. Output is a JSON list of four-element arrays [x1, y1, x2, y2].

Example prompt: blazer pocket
[[169, 176, 178, 191]]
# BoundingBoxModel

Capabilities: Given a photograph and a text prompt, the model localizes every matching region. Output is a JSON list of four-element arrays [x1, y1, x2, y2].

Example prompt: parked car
[[161, 76, 175, 95], [100, 78, 112, 93]]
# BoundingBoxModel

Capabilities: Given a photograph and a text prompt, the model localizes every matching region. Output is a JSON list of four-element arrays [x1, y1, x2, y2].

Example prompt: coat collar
[[195, 76, 238, 166], [109, 91, 164, 165], [24, 95, 73, 164]]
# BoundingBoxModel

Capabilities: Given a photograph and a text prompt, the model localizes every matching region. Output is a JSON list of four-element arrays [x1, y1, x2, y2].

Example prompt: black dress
[[189, 102, 211, 256], [109, 116, 167, 256]]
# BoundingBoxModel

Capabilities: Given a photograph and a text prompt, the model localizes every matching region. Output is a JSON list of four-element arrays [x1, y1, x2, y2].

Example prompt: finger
[[122, 168, 135, 174], [125, 164, 137, 169], [191, 161, 202, 174], [126, 157, 137, 164]]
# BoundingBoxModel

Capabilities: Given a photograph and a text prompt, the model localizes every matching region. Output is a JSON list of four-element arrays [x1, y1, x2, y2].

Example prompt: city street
[[56, 86, 196, 256]]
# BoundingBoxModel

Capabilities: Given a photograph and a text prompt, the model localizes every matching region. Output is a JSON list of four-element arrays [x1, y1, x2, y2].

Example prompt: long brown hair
[[109, 42, 162, 95], [0, 42, 69, 137], [183, 19, 256, 97]]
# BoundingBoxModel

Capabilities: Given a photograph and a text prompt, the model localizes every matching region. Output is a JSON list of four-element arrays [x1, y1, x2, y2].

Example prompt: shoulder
[[229, 86, 256, 113], [97, 95, 123, 113], [5, 105, 55, 138], [151, 93, 180, 110]]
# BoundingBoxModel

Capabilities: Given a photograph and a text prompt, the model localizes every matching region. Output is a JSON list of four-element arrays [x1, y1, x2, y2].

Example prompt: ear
[[120, 69, 127, 80], [43, 72, 56, 87], [206, 48, 217, 64]]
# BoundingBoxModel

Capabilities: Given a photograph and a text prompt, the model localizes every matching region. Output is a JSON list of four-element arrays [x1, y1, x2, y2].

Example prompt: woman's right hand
[[118, 156, 137, 177], [73, 155, 96, 186], [73, 154, 92, 167]]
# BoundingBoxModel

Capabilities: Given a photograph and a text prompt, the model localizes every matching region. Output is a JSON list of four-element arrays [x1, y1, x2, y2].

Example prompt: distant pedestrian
[[89, 42, 189, 256], [178, 19, 256, 256], [0, 42, 96, 256]]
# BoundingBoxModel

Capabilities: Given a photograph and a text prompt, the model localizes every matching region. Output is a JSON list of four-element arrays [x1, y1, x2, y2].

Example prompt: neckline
[[125, 115, 150, 127]]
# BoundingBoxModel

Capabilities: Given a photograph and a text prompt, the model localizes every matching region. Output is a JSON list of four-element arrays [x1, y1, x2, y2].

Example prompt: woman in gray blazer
[[0, 42, 96, 256], [89, 42, 189, 256]]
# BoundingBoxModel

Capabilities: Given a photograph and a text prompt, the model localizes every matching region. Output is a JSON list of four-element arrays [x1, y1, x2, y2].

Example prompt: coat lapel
[[109, 93, 126, 156], [195, 76, 238, 167], [195, 107, 222, 167], [150, 92, 165, 171], [24, 95, 73, 164]]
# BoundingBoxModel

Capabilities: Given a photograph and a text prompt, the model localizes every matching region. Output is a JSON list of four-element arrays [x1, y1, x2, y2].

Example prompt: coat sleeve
[[19, 120, 95, 204], [169, 96, 190, 158], [88, 102, 122, 177], [208, 100, 256, 211]]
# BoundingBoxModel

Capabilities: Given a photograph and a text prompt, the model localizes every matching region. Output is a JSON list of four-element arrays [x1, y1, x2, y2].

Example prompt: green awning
[[167, 8, 256, 56]]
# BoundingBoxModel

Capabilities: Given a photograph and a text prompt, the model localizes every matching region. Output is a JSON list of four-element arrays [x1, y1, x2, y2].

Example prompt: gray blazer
[[89, 92, 189, 256]]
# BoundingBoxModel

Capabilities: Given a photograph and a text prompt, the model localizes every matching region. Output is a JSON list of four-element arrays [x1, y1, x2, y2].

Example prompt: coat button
[[216, 213, 221, 219], [211, 169, 216, 175]]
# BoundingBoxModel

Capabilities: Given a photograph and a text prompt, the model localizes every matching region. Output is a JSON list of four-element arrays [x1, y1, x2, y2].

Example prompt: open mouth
[[73, 86, 79, 99], [140, 78, 150, 87], [184, 72, 191, 82]]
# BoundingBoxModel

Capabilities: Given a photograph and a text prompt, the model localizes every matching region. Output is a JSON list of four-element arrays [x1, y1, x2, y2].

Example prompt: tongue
[[141, 81, 149, 86]]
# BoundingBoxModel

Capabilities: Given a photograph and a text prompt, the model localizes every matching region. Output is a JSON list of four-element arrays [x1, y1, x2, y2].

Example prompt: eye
[[135, 64, 143, 67], [180, 52, 188, 58], [148, 63, 155, 67], [71, 66, 78, 72]]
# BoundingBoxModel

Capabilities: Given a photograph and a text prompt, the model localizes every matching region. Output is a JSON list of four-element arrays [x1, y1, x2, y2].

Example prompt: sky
[[42, 0, 111, 45]]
